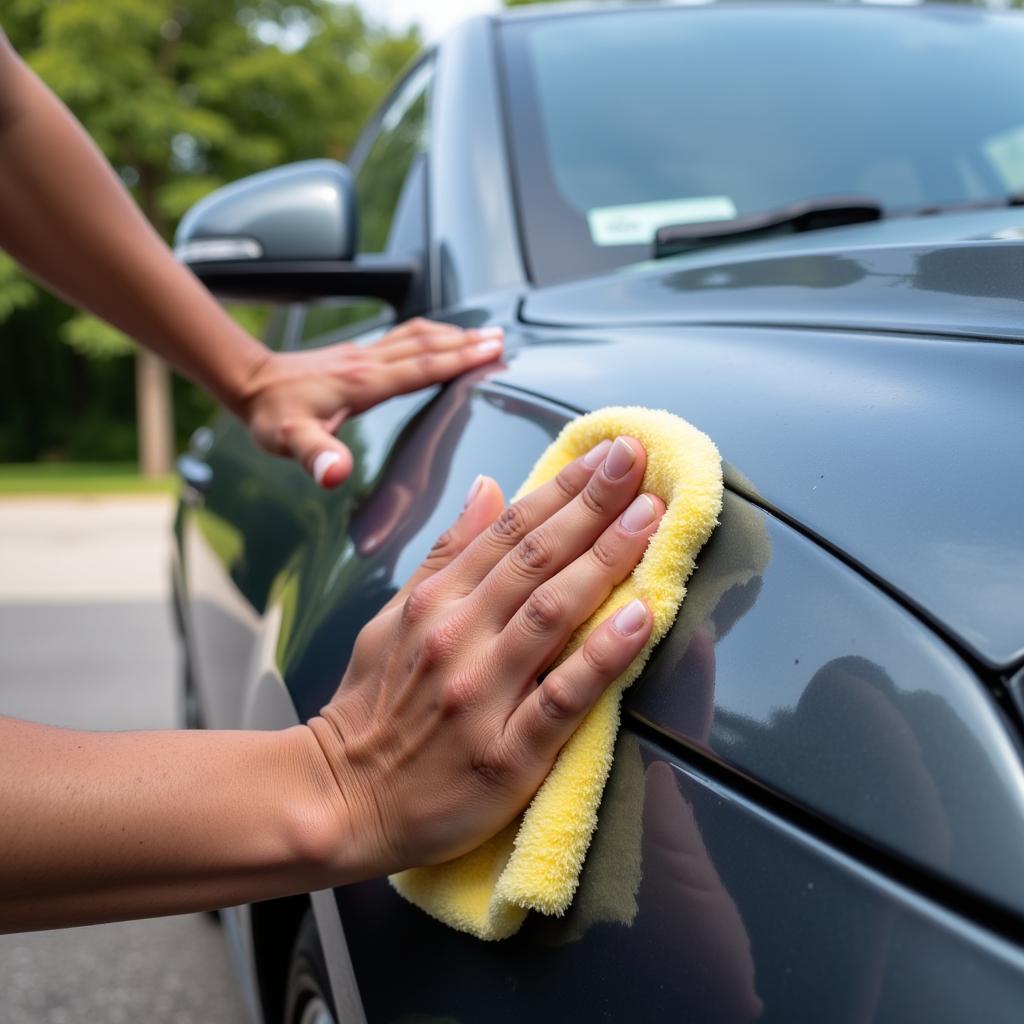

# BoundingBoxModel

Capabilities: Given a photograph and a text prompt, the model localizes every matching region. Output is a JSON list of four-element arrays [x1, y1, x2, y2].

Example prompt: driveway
[[0, 496, 249, 1024]]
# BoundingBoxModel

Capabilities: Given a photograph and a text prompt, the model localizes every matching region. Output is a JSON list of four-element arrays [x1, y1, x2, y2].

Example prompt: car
[[171, 2, 1024, 1021]]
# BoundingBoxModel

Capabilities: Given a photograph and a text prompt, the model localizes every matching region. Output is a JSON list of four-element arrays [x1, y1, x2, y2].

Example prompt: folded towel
[[538, 491, 772, 947], [390, 406, 724, 940]]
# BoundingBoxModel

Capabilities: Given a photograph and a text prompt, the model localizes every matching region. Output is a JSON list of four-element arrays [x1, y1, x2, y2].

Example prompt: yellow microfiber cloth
[[389, 406, 724, 940]]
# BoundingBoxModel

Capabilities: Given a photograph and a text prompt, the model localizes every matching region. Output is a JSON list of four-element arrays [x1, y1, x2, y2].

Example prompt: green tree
[[0, 1, 419, 470]]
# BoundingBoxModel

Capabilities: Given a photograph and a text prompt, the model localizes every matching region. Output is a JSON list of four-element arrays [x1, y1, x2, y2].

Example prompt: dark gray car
[[173, 4, 1024, 1021]]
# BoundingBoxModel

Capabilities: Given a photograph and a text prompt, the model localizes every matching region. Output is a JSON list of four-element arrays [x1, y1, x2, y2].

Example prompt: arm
[[0, 34, 503, 487], [0, 436, 662, 932]]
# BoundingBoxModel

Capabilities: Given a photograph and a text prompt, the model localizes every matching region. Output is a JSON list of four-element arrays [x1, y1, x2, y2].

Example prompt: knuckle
[[423, 527, 458, 568], [420, 616, 461, 666], [470, 747, 510, 789], [416, 352, 437, 375], [537, 673, 580, 722], [491, 503, 529, 542], [588, 532, 621, 571], [440, 669, 477, 716], [513, 531, 553, 574], [340, 358, 375, 388], [400, 581, 436, 628], [522, 584, 566, 635], [553, 464, 585, 502], [579, 481, 610, 518], [581, 634, 617, 677]]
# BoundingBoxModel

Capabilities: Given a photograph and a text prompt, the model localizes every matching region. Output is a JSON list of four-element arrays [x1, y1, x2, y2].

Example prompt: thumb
[[282, 418, 355, 488], [382, 475, 505, 614]]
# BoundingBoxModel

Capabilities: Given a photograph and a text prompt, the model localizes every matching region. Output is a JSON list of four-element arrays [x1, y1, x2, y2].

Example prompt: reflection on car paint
[[630, 492, 1024, 921]]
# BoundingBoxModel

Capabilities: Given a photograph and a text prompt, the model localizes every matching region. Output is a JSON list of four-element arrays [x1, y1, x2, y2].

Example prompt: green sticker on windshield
[[587, 197, 737, 247]]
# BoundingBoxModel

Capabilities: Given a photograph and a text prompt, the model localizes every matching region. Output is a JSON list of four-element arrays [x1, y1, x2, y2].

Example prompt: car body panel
[[497, 322, 1024, 670], [520, 236, 1024, 343], [184, 370, 1024, 929], [279, 377, 1024, 920], [334, 743, 1024, 1024]]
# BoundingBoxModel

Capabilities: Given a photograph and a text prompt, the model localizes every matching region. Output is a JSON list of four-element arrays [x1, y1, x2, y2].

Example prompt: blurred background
[[0, 0, 1019, 1021], [0, 2, 516, 1021]]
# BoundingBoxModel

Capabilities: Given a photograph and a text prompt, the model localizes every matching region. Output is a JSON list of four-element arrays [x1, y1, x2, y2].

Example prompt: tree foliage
[[0, 1, 419, 461]]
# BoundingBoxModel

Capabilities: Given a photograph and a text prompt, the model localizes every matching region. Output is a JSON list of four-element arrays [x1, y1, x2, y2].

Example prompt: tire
[[284, 911, 338, 1024]]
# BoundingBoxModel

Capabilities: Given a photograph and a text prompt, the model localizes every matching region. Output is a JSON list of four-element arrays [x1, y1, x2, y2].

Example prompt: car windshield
[[500, 4, 1024, 284]]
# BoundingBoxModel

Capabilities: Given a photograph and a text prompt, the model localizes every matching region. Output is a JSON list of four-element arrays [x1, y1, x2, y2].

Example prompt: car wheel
[[285, 910, 338, 1024]]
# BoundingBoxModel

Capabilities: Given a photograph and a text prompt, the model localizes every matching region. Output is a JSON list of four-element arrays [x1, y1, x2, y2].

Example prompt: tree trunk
[[135, 347, 173, 476], [136, 160, 175, 477]]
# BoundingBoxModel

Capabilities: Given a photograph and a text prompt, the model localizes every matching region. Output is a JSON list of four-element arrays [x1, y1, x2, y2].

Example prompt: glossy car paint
[[172, 6, 1024, 1022], [336, 745, 1024, 1024], [503, 319, 1024, 672]]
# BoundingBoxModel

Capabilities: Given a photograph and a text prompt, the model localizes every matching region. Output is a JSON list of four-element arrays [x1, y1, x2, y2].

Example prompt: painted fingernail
[[464, 474, 484, 509], [474, 338, 503, 356], [582, 439, 612, 468], [621, 494, 657, 533], [612, 599, 648, 636], [312, 451, 341, 487], [604, 436, 636, 480]]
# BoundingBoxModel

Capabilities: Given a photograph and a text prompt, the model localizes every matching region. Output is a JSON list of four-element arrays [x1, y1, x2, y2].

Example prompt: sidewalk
[[0, 496, 176, 729], [0, 495, 247, 1024]]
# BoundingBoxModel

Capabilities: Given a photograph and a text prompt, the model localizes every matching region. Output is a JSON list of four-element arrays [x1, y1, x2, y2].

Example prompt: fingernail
[[463, 474, 484, 509], [312, 451, 341, 487], [478, 326, 504, 339], [612, 599, 648, 636], [604, 436, 636, 480], [621, 494, 657, 533], [582, 439, 612, 468], [474, 338, 503, 356]]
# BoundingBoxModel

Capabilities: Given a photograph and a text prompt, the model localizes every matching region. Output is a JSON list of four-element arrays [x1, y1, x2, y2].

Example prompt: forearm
[[0, 718, 354, 933], [0, 35, 266, 412]]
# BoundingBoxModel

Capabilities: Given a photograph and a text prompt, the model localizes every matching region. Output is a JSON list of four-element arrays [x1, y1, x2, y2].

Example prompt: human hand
[[241, 318, 504, 488], [306, 436, 666, 876]]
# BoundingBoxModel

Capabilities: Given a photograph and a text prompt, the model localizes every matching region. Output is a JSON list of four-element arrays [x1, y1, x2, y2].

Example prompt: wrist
[[210, 320, 273, 418], [279, 722, 383, 886], [270, 725, 355, 886]]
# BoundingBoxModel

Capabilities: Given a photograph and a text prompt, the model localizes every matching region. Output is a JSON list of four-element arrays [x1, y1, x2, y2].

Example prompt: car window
[[501, 6, 1024, 284], [297, 299, 392, 348], [298, 60, 433, 349], [355, 59, 433, 256]]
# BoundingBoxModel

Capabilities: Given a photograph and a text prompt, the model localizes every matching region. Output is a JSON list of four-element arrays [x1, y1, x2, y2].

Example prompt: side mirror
[[174, 160, 420, 314]]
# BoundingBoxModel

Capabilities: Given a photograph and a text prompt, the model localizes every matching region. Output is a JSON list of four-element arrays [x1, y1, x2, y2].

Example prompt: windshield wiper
[[654, 196, 883, 259]]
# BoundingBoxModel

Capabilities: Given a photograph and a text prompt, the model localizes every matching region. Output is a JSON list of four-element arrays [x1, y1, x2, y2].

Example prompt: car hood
[[508, 212, 1024, 671], [521, 208, 1024, 342]]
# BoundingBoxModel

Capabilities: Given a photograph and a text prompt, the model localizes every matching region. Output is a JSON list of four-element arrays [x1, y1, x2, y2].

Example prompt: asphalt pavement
[[0, 496, 249, 1024]]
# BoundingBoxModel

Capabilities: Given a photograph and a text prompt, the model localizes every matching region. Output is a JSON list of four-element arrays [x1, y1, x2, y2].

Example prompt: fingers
[[505, 599, 653, 767], [352, 324, 504, 411], [279, 417, 355, 488], [499, 491, 666, 681], [380, 476, 505, 615], [375, 325, 504, 365], [370, 316, 460, 348], [434, 438, 614, 598], [469, 436, 647, 627]]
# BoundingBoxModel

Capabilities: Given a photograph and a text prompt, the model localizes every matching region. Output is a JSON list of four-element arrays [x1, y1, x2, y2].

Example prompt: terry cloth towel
[[389, 406, 724, 940]]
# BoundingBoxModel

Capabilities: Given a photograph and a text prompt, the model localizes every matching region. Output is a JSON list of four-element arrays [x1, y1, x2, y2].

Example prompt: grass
[[0, 462, 178, 496]]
